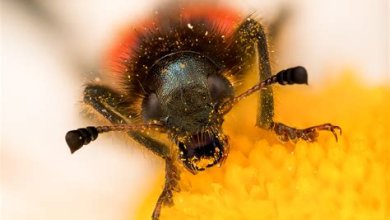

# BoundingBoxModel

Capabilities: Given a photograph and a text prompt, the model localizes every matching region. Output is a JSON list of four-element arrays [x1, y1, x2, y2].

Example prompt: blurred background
[[1, 0, 388, 219]]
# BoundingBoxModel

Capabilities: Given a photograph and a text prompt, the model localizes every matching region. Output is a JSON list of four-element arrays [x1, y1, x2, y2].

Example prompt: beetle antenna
[[219, 66, 308, 114], [65, 122, 164, 154]]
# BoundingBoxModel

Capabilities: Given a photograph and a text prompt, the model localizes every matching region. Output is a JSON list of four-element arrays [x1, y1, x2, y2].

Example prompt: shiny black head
[[142, 51, 233, 172]]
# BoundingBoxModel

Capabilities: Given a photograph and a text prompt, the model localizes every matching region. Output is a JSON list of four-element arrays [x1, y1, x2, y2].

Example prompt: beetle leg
[[272, 122, 342, 142], [232, 19, 341, 142], [84, 85, 181, 219], [152, 157, 180, 220], [232, 18, 275, 129], [84, 84, 170, 157]]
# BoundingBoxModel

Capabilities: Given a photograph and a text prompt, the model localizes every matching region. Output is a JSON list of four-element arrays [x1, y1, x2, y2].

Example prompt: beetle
[[65, 3, 341, 219]]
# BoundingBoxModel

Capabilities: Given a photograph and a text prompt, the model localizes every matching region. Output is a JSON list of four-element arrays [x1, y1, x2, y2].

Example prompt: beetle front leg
[[152, 157, 180, 220], [232, 19, 341, 142], [272, 122, 342, 142], [232, 18, 275, 129], [83, 85, 181, 219]]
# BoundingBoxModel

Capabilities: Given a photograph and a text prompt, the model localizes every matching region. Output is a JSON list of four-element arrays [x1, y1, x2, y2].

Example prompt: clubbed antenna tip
[[276, 66, 308, 85], [65, 127, 98, 154], [65, 123, 164, 153]]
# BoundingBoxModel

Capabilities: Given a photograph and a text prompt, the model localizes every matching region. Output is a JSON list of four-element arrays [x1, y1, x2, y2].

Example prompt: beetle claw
[[273, 122, 342, 143]]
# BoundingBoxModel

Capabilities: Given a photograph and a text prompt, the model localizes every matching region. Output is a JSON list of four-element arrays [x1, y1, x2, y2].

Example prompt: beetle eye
[[207, 75, 233, 102], [142, 93, 162, 120]]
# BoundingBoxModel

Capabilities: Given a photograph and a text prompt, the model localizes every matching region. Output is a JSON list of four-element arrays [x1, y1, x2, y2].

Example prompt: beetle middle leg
[[232, 18, 341, 142], [83, 85, 180, 219]]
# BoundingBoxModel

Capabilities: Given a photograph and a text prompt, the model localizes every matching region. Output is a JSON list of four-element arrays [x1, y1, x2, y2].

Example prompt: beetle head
[[142, 52, 233, 172]]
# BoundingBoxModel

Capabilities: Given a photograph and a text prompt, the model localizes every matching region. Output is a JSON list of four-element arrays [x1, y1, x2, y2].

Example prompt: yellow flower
[[137, 72, 389, 220]]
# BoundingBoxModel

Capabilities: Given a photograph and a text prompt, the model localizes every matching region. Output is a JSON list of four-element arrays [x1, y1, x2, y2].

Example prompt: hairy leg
[[233, 18, 275, 129], [235, 18, 274, 129], [152, 158, 180, 219], [232, 19, 341, 142], [83, 85, 180, 219]]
